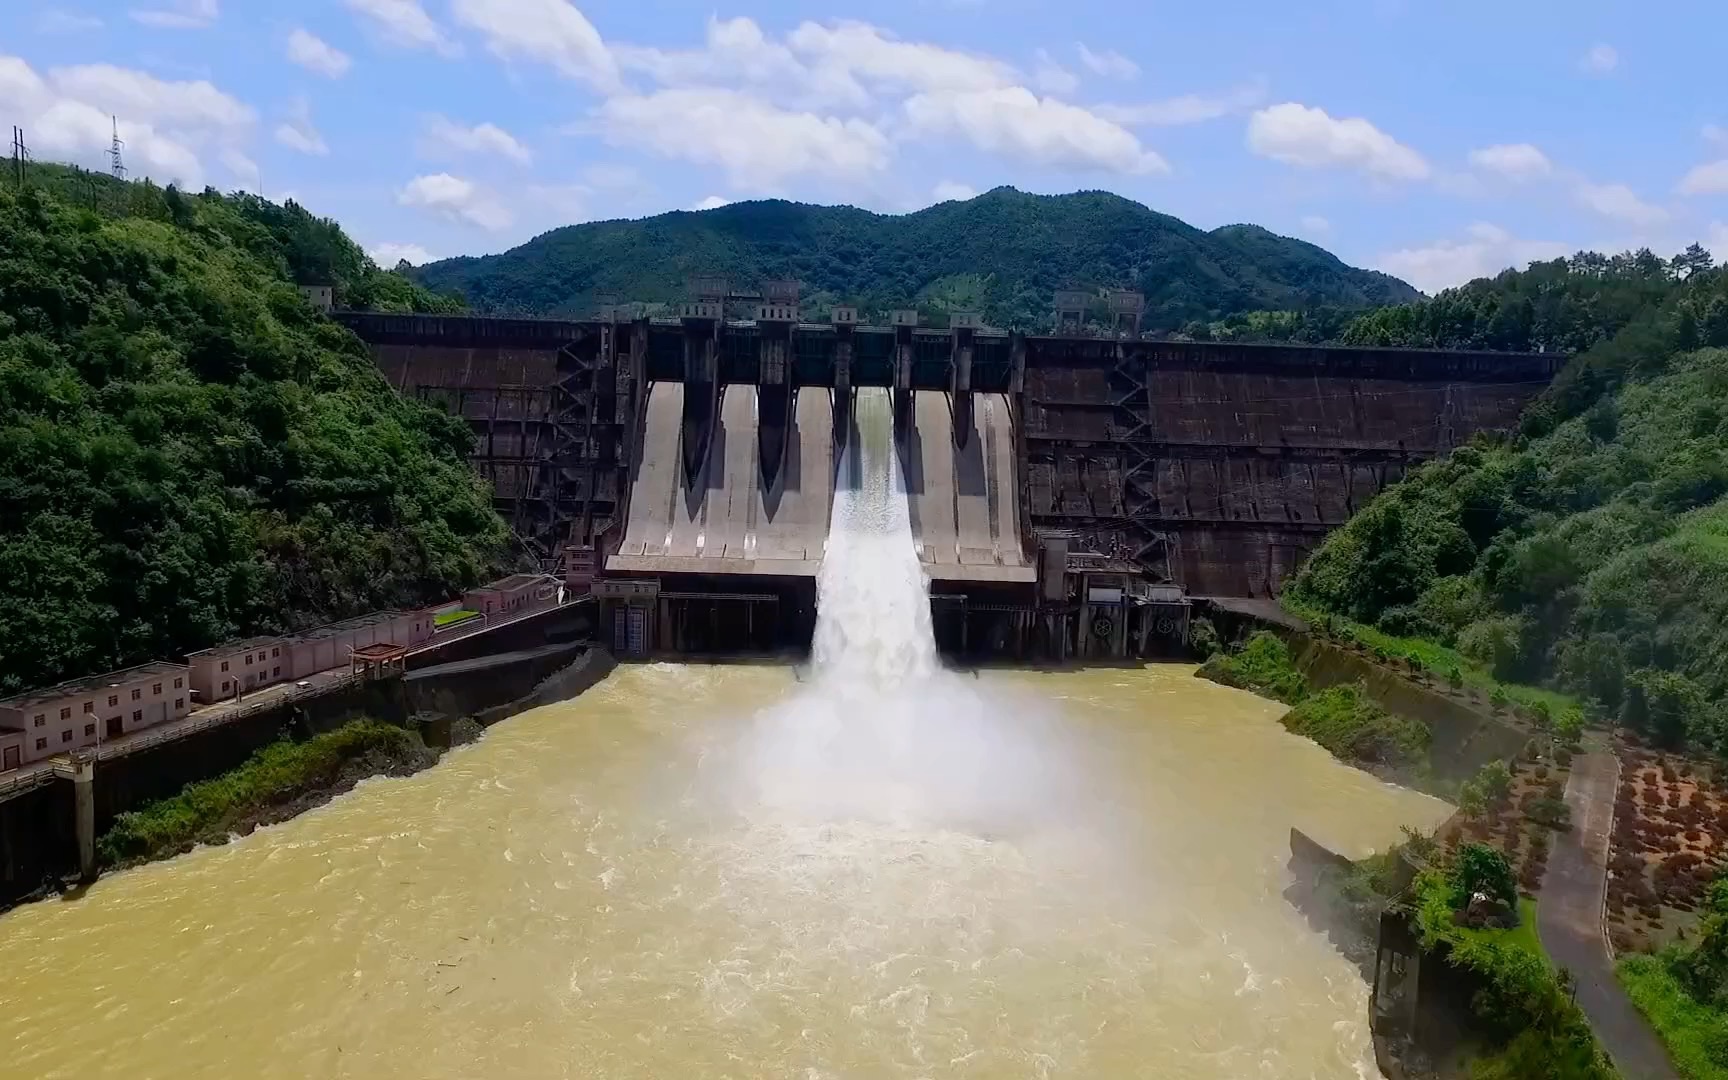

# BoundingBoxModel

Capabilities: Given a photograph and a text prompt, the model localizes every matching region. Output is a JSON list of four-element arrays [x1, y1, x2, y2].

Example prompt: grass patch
[[97, 720, 427, 865], [1281, 682, 1430, 768], [1285, 600, 1581, 717], [1619, 952, 1728, 1080], [434, 608, 479, 627], [1196, 631, 1308, 704], [1454, 897, 1545, 965]]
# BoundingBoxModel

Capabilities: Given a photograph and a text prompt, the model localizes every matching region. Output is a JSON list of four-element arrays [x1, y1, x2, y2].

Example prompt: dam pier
[[344, 282, 1560, 662]]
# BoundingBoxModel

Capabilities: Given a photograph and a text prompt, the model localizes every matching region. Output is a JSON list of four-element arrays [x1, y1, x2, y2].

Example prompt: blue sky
[[4, 0, 1727, 293]]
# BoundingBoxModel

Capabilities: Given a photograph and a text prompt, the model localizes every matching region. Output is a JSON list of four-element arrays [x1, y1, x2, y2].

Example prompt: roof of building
[[351, 642, 407, 661], [295, 609, 411, 642], [485, 573, 547, 592], [186, 635, 283, 659], [0, 660, 191, 712]]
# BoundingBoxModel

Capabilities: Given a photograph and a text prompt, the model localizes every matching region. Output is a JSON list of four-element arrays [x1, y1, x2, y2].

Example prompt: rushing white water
[[723, 388, 1089, 836]]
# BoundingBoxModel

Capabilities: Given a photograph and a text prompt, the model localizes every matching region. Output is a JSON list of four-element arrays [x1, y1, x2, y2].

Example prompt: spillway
[[0, 384, 1452, 1077], [610, 383, 1031, 585]]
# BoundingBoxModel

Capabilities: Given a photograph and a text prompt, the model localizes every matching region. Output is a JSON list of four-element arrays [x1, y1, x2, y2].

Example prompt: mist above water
[[719, 389, 1093, 838]]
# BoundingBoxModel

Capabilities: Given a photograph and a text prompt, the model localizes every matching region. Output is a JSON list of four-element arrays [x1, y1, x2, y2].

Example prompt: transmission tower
[[10, 126, 27, 190], [108, 116, 127, 181]]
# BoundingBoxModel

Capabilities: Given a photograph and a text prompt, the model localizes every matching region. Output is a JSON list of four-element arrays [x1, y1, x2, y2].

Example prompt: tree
[[1452, 842, 1519, 911], [1673, 243, 1715, 281]]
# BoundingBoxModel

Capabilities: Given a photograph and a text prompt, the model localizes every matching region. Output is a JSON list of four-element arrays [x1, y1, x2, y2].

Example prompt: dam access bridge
[[339, 283, 1562, 663]]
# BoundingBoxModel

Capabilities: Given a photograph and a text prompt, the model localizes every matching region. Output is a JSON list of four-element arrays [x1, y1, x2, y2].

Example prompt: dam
[[342, 285, 1559, 660], [0, 383, 1452, 1079]]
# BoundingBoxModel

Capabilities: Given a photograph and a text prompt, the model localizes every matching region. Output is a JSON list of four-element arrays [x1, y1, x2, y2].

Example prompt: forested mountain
[[0, 166, 505, 694], [411, 187, 1420, 330], [1286, 245, 1728, 755]]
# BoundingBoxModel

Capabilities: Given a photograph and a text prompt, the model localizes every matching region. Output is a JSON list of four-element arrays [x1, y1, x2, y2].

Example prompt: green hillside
[[411, 186, 1420, 330], [0, 165, 506, 694], [1286, 246, 1728, 755]]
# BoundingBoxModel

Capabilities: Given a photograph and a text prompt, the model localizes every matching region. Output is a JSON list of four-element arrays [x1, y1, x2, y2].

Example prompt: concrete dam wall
[[341, 312, 1561, 604]]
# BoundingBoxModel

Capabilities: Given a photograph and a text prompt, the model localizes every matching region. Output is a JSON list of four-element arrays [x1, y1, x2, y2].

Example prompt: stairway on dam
[[608, 383, 1033, 584]]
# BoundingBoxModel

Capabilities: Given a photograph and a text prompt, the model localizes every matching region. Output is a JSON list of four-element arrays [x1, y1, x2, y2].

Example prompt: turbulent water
[[0, 390, 1448, 1079]]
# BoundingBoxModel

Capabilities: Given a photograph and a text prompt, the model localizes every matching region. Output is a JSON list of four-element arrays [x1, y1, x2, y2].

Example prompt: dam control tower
[[341, 287, 1562, 663]]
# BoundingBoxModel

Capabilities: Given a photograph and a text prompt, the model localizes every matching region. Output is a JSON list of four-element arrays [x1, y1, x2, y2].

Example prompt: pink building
[[463, 574, 555, 619], [282, 610, 434, 679], [0, 661, 193, 768], [187, 636, 288, 703]]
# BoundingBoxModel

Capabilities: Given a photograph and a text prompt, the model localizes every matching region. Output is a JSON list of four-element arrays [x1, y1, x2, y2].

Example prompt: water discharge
[[0, 388, 1451, 1079]]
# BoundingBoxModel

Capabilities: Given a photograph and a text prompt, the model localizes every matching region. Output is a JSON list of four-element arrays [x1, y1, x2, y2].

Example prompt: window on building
[[32, 714, 44, 727], [220, 660, 230, 672], [175, 698, 184, 710], [152, 683, 162, 695], [35, 738, 46, 751], [273, 666, 281, 677], [245, 654, 253, 665], [132, 710, 141, 723], [83, 724, 95, 737], [108, 695, 118, 707], [59, 706, 70, 720], [83, 701, 94, 714], [60, 730, 71, 743], [221, 679, 230, 692], [272, 647, 280, 658], [174, 677, 183, 689], [130, 688, 141, 701]]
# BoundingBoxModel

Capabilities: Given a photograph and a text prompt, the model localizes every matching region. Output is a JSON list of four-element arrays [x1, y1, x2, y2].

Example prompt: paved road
[[1536, 751, 1678, 1079]]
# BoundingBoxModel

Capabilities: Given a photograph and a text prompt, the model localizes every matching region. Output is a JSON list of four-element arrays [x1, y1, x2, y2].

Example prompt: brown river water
[[0, 662, 1446, 1080]]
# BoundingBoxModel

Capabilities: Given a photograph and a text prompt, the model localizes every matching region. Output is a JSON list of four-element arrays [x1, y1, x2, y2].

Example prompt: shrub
[[1478, 760, 1514, 802], [1281, 682, 1430, 768], [1452, 842, 1519, 910], [97, 720, 425, 864], [1529, 796, 1573, 831], [1197, 631, 1308, 704], [1188, 616, 1222, 659]]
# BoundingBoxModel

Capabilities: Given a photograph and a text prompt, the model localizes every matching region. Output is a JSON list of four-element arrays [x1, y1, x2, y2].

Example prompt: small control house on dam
[[340, 282, 1561, 663]]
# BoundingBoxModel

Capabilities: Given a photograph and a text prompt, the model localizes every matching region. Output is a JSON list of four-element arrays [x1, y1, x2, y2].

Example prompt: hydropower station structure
[[339, 280, 1561, 663]]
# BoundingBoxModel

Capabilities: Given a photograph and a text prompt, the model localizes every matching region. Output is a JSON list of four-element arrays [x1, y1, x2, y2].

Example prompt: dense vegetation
[[1196, 630, 1309, 703], [1281, 683, 1430, 769], [1287, 248, 1728, 755], [1619, 872, 1728, 1079], [412, 187, 1419, 331], [97, 720, 435, 864], [0, 166, 507, 693]]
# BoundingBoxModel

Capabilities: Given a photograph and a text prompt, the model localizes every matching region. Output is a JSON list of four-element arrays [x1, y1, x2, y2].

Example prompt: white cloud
[[1033, 49, 1078, 95], [691, 195, 731, 211], [1246, 102, 1429, 181], [614, 17, 866, 111], [932, 180, 979, 203], [1468, 142, 1552, 182], [1709, 223, 1728, 264], [36, 10, 104, 33], [286, 29, 352, 79], [398, 172, 514, 231], [0, 56, 255, 190], [420, 115, 531, 165], [1678, 160, 1728, 197], [1574, 181, 1667, 225], [1096, 81, 1267, 126], [593, 88, 891, 190], [904, 87, 1168, 175], [219, 148, 258, 190], [787, 20, 1014, 97], [1299, 214, 1331, 235], [369, 241, 435, 266], [273, 98, 328, 156], [450, 0, 619, 93], [1377, 223, 1569, 294], [1076, 44, 1139, 80], [1581, 43, 1618, 75], [343, 0, 459, 55], [129, 0, 216, 29]]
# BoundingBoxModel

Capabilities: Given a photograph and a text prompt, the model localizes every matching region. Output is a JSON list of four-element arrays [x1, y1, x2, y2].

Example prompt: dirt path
[[1536, 750, 1678, 1079]]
